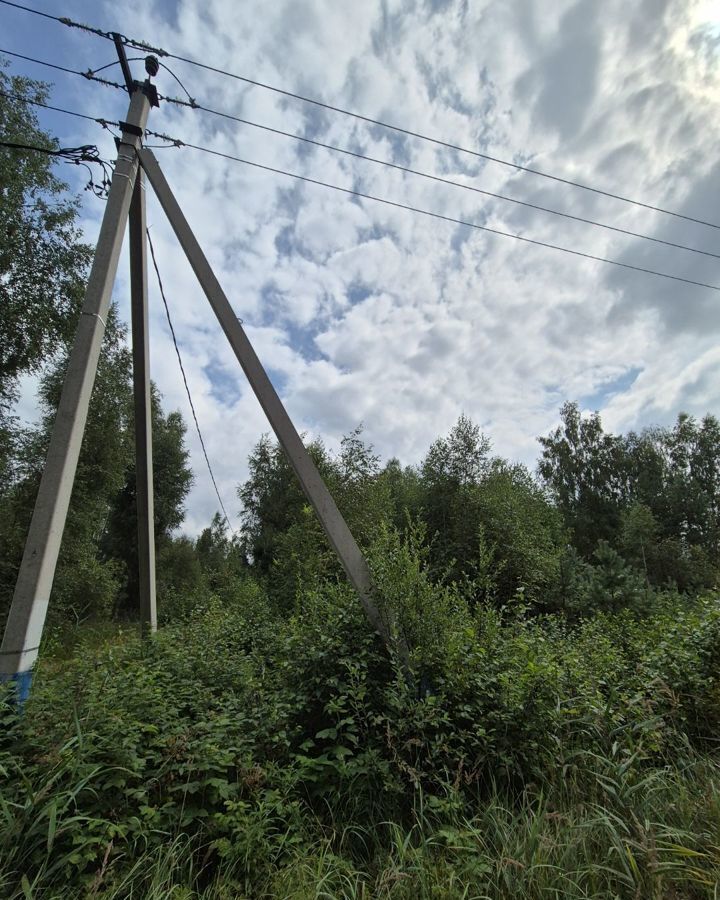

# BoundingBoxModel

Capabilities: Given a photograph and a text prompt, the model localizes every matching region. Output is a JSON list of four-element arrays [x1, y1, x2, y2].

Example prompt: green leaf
[[315, 727, 337, 740], [46, 800, 57, 853]]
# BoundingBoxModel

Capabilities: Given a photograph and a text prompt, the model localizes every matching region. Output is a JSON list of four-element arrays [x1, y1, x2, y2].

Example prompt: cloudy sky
[[3, 0, 720, 534]]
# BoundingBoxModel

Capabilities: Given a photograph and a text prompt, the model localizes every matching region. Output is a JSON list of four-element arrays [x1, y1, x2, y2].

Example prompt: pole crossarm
[[0, 90, 152, 690], [139, 148, 391, 649]]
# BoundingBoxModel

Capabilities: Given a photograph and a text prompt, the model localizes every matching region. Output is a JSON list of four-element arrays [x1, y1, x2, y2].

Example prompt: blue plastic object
[[0, 670, 33, 708]]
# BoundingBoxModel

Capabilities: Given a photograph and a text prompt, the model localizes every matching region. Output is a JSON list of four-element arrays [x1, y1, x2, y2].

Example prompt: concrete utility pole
[[1, 52, 393, 703], [0, 88, 152, 701], [139, 148, 392, 649], [129, 170, 157, 635]]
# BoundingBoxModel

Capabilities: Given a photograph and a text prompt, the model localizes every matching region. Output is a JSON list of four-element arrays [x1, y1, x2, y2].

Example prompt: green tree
[[238, 428, 392, 609], [0, 64, 91, 484], [238, 433, 333, 575], [196, 512, 246, 596], [333, 425, 392, 547], [0, 308, 134, 625], [662, 414, 720, 558], [156, 535, 207, 622], [622, 415, 720, 589], [474, 461, 566, 607], [103, 389, 194, 616], [420, 415, 492, 580], [619, 502, 658, 582], [379, 457, 422, 530], [538, 402, 629, 556]]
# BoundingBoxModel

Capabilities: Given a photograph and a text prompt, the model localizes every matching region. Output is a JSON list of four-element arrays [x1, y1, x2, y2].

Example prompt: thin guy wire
[[162, 97, 720, 262], [2, 0, 718, 231], [149, 136, 720, 293], [146, 227, 236, 535]]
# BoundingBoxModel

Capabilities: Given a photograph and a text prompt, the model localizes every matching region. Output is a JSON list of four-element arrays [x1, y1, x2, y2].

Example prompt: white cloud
[[7, 0, 720, 534]]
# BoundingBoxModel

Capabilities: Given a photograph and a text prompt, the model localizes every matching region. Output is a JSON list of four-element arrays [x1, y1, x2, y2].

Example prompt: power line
[[2, 22, 717, 290], [0, 88, 119, 127], [144, 133, 720, 293], [0, 46, 79, 76], [4, 43, 718, 262], [146, 227, 236, 535], [163, 97, 720, 263], [0, 0, 152, 48], [0, 47, 127, 91], [157, 58, 720, 232], [0, 0, 118, 43], [0, 137, 96, 158], [0, 136, 114, 196], [2, 0, 718, 232], [0, 0, 61, 24], [2, 52, 717, 293]]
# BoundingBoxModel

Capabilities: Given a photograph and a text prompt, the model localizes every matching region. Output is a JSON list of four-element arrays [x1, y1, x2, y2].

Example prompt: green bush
[[2, 541, 720, 897]]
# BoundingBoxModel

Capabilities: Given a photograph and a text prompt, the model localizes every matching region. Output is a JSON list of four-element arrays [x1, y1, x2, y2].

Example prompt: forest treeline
[[2, 65, 719, 632], [234, 404, 720, 618], [4, 378, 720, 630]]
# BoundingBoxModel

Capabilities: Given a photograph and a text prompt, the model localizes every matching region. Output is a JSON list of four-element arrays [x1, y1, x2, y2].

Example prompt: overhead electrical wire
[[155, 63, 720, 232], [0, 136, 115, 196], [3, 70, 719, 292], [0, 88, 119, 127], [1, 52, 718, 292], [142, 133, 720, 293], [146, 227, 237, 536], [3, 45, 718, 263], [0, 0, 65, 24], [0, 46, 81, 76], [161, 97, 720, 262], [0, 46, 127, 91], [0, 18, 717, 290], [2, 0, 717, 231]]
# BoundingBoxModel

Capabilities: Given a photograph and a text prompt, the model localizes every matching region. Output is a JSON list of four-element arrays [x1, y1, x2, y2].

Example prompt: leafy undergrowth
[[2, 570, 720, 898]]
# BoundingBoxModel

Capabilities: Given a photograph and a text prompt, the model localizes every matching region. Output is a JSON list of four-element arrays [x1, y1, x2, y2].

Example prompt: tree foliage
[[538, 402, 628, 555], [0, 66, 91, 397], [538, 403, 720, 594]]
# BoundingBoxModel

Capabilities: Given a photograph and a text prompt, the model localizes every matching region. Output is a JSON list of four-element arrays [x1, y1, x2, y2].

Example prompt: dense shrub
[[2, 539, 720, 896]]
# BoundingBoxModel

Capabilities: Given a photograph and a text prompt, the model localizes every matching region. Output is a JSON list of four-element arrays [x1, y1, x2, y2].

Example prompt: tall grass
[[2, 584, 720, 898], [2, 744, 719, 897]]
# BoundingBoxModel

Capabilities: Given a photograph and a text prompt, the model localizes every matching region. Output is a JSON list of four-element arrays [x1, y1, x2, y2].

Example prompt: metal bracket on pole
[[0, 90, 152, 699], [139, 148, 393, 650], [112, 33, 135, 94], [129, 172, 157, 636]]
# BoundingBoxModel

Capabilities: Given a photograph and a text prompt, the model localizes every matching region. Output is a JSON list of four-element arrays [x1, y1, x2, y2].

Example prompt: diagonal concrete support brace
[[139, 148, 391, 648]]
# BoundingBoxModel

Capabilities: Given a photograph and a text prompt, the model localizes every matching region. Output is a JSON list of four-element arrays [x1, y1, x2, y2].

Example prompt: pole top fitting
[[145, 55, 160, 78]]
